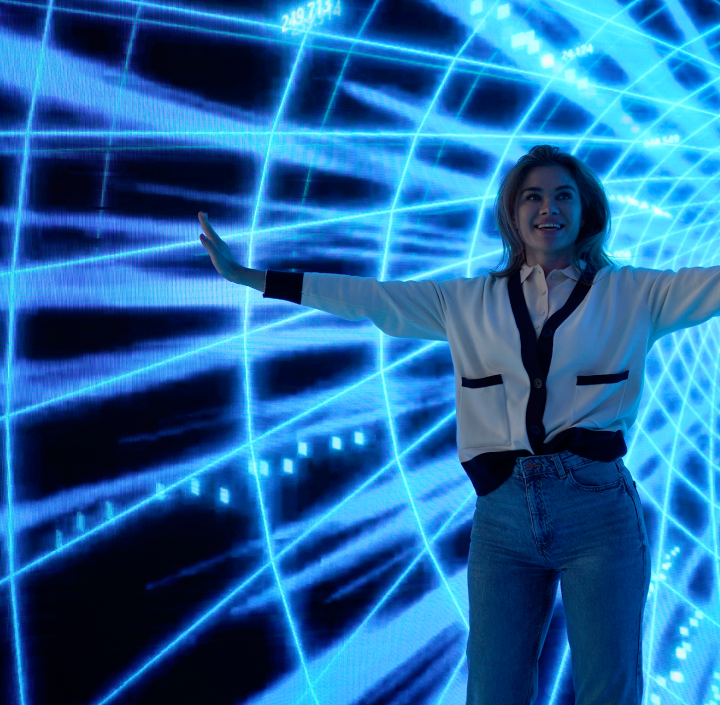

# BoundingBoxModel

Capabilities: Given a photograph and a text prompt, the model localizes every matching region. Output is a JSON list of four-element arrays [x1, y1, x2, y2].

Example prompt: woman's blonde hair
[[488, 144, 618, 282]]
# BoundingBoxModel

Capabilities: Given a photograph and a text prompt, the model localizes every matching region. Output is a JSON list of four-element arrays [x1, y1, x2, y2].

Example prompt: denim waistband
[[512, 449, 600, 478]]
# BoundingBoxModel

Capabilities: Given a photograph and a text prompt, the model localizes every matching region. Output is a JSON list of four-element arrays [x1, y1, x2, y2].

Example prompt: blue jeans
[[466, 450, 651, 705]]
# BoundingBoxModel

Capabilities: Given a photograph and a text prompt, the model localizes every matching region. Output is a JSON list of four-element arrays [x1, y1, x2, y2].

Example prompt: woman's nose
[[540, 199, 560, 214]]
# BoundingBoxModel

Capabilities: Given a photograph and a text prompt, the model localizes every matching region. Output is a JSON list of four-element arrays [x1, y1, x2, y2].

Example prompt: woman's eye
[[524, 192, 572, 201]]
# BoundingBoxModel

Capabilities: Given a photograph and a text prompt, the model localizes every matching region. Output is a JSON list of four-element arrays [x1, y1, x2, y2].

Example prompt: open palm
[[198, 212, 241, 283]]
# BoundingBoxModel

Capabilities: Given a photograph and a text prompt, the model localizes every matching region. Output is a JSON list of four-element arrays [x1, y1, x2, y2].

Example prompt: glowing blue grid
[[0, 0, 719, 703]]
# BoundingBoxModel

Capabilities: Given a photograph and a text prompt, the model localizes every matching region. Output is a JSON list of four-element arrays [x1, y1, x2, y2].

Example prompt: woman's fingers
[[199, 213, 232, 253], [197, 212, 241, 283], [198, 212, 217, 241]]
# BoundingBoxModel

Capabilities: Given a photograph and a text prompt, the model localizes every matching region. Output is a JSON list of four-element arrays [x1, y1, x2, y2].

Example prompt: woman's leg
[[559, 459, 651, 705], [466, 475, 561, 705]]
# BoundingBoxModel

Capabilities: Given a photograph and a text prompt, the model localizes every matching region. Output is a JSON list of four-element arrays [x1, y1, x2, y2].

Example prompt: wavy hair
[[488, 144, 618, 284]]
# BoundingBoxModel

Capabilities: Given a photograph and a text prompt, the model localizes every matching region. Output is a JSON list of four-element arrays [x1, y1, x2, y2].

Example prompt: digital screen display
[[1, 0, 719, 703]]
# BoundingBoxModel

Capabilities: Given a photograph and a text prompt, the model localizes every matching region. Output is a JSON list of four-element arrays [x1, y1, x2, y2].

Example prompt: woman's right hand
[[198, 212, 242, 283]]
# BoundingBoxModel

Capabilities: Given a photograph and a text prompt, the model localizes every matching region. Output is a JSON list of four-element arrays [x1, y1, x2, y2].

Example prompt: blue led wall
[[1, 0, 719, 703]]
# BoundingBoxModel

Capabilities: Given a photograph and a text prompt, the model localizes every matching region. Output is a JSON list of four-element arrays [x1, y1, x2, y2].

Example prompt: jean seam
[[525, 576, 555, 705], [621, 475, 647, 704]]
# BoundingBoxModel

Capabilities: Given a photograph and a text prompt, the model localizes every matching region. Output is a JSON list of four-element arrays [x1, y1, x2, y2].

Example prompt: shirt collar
[[519, 259, 587, 284]]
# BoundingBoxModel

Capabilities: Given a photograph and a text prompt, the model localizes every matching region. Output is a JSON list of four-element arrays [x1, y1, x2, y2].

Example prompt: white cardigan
[[264, 263, 720, 493]]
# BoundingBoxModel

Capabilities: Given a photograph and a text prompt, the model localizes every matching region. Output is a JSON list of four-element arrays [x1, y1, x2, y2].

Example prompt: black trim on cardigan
[[460, 265, 627, 497], [462, 374, 503, 389], [263, 270, 304, 304], [508, 265, 595, 455], [577, 370, 629, 385]]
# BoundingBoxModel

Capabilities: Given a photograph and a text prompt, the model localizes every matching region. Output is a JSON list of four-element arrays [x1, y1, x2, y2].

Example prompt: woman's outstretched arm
[[198, 212, 265, 292], [198, 211, 448, 341]]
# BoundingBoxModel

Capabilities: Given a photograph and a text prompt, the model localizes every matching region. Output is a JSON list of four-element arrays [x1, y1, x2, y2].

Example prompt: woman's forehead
[[520, 165, 577, 188]]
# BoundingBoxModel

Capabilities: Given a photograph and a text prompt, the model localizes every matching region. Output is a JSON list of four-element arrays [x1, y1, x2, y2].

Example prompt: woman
[[199, 145, 718, 704]]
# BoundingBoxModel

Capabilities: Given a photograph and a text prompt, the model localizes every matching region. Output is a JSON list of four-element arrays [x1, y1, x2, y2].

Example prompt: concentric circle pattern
[[1, 0, 719, 703]]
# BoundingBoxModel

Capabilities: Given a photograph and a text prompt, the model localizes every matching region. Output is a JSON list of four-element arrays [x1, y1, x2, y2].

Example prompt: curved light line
[[4, 194, 498, 278], [243, 26, 320, 703], [376, 5, 509, 632], [435, 651, 467, 705], [3, 245, 502, 426], [93, 1, 144, 245], [1, 340, 444, 585], [2, 0, 63, 702], [293, 481, 475, 704], [299, 0, 383, 206], [88, 412, 459, 705], [26, 0, 720, 81], [465, 0, 648, 278], [591, 43, 720, 687]]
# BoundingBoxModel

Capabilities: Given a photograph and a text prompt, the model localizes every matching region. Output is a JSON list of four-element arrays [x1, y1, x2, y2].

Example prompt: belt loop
[[553, 453, 566, 478]]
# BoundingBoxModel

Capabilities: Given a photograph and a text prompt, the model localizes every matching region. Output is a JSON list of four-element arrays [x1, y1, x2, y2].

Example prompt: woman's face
[[512, 165, 584, 262]]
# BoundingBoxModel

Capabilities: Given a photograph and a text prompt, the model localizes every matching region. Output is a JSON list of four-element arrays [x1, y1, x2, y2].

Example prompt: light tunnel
[[0, 0, 719, 703]]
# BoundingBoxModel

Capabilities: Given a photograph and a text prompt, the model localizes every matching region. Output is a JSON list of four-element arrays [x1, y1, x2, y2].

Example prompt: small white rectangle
[[260, 461, 269, 476], [511, 32, 526, 48], [577, 77, 588, 90], [497, 3, 510, 19], [669, 671, 684, 683], [354, 431, 365, 445], [470, 0, 483, 15], [541, 53, 554, 68], [527, 38, 540, 54], [220, 487, 230, 504], [191, 478, 200, 495], [298, 442, 308, 456], [331, 436, 342, 450], [283, 459, 294, 474]]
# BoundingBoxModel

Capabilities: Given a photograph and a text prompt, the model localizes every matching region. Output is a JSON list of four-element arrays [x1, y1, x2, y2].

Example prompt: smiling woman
[[489, 144, 617, 281], [513, 165, 584, 275], [197, 142, 720, 705]]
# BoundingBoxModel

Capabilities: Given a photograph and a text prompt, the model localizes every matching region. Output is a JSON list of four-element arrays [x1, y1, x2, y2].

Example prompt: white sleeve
[[301, 272, 448, 341], [634, 265, 720, 339]]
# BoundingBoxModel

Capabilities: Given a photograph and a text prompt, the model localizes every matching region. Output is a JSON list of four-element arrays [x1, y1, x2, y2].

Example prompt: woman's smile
[[513, 165, 584, 274]]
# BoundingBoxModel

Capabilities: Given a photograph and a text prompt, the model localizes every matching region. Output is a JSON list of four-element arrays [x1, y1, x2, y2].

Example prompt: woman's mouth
[[534, 224, 564, 232]]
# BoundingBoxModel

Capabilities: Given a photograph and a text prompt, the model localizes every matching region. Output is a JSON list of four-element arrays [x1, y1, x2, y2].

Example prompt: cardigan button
[[534, 378, 543, 388], [530, 425, 542, 435], [542, 328, 553, 337]]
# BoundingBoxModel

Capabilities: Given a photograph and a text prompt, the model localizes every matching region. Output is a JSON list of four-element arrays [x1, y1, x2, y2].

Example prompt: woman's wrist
[[235, 265, 266, 292]]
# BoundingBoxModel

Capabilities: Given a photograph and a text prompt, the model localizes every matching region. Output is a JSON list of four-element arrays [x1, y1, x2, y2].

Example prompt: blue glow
[[2, 0, 720, 703]]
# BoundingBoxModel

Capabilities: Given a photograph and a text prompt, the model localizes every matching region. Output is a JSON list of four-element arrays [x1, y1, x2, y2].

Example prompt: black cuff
[[263, 270, 304, 304]]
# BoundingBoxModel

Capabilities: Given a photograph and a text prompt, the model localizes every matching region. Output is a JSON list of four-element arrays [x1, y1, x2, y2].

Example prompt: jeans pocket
[[566, 458, 624, 491]]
